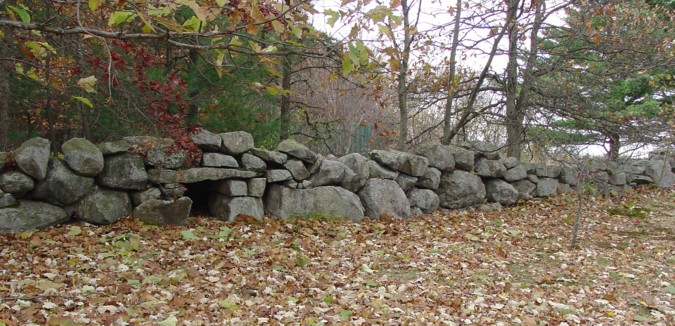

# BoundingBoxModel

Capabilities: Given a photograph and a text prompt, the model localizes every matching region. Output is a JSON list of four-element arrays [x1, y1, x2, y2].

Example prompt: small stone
[[266, 169, 293, 183], [201, 153, 239, 168], [212, 179, 248, 196], [219, 131, 254, 155], [247, 178, 267, 197]]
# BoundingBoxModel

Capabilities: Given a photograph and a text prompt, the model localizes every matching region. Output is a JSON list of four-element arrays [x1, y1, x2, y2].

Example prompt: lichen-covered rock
[[437, 170, 486, 209], [367, 160, 398, 179], [0, 171, 35, 197], [0, 192, 17, 208], [220, 131, 254, 155], [338, 153, 369, 191], [369, 150, 429, 177], [358, 179, 411, 218], [283, 159, 310, 181], [97, 154, 148, 190], [146, 144, 192, 169], [148, 168, 258, 184], [610, 171, 627, 186], [636, 159, 675, 188], [559, 168, 579, 186], [241, 153, 267, 172], [408, 188, 439, 214], [32, 159, 95, 205], [201, 153, 238, 168], [264, 185, 364, 220], [0, 200, 68, 232], [485, 179, 518, 205], [395, 173, 418, 192], [501, 157, 519, 169], [212, 179, 247, 196], [0, 152, 7, 170], [475, 158, 506, 178], [502, 164, 527, 182], [76, 188, 132, 225], [190, 129, 222, 151], [13, 137, 50, 180], [535, 165, 562, 178], [97, 140, 134, 155], [445, 145, 475, 171], [266, 169, 293, 183], [414, 144, 455, 172], [247, 178, 266, 197], [248, 148, 287, 165], [209, 195, 264, 221], [277, 139, 318, 163], [416, 167, 441, 190], [512, 179, 536, 197], [133, 197, 192, 225], [61, 138, 104, 176], [534, 178, 559, 197], [308, 160, 350, 186], [131, 188, 162, 206]]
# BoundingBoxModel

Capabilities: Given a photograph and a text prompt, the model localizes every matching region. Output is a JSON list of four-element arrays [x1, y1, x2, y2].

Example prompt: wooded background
[[0, 0, 672, 160]]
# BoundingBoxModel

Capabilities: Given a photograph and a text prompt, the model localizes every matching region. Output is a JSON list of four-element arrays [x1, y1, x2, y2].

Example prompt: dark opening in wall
[[183, 181, 213, 216]]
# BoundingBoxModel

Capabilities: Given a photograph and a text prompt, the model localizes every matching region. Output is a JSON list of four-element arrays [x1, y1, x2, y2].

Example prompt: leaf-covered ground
[[1, 188, 673, 325]]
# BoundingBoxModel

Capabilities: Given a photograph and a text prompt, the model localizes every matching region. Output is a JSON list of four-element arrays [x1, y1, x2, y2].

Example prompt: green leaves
[[108, 11, 136, 27], [88, 0, 103, 12], [72, 96, 94, 108], [180, 229, 200, 241], [7, 5, 31, 23]]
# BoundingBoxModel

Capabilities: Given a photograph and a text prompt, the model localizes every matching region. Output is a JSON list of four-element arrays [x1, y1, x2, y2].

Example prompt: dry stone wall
[[1, 130, 673, 232]]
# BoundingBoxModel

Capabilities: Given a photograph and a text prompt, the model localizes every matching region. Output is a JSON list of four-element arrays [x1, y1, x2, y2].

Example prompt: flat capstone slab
[[148, 168, 260, 184]]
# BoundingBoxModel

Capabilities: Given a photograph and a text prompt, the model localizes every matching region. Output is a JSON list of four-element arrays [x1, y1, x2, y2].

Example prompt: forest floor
[[0, 187, 673, 325]]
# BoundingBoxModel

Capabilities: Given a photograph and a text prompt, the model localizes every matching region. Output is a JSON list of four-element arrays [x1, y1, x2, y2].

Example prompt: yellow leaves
[[182, 16, 203, 32], [24, 41, 56, 59], [77, 76, 98, 94], [266, 85, 290, 96], [108, 11, 136, 26], [88, 0, 103, 12]]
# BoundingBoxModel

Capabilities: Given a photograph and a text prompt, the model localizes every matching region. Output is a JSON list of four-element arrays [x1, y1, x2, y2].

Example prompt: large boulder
[[501, 157, 519, 169], [133, 197, 192, 225], [367, 160, 398, 179], [248, 148, 287, 165], [437, 170, 486, 209], [277, 139, 318, 164], [559, 168, 579, 186], [534, 178, 559, 197], [61, 138, 104, 176], [76, 188, 132, 225], [97, 154, 148, 190], [97, 140, 134, 155], [535, 165, 562, 178], [264, 185, 364, 220], [0, 200, 69, 232], [475, 158, 506, 178], [502, 164, 527, 182], [212, 179, 248, 196], [130, 188, 162, 206], [358, 179, 411, 218], [240, 153, 267, 172], [636, 159, 675, 188], [0, 171, 35, 197], [32, 159, 95, 205], [266, 169, 293, 183], [220, 131, 254, 155], [283, 159, 310, 181], [338, 153, 370, 191], [485, 179, 519, 205], [416, 167, 441, 190], [209, 196, 264, 221], [146, 144, 192, 169], [395, 174, 418, 192], [512, 179, 536, 198], [445, 145, 475, 171], [408, 188, 440, 214], [369, 150, 428, 177], [201, 153, 238, 168], [308, 159, 350, 186], [148, 168, 258, 184], [190, 129, 222, 151], [13, 137, 50, 180], [414, 144, 455, 172], [247, 178, 266, 197]]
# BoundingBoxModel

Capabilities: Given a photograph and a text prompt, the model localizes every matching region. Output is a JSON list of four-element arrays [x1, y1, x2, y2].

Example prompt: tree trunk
[[607, 131, 620, 160], [442, 0, 462, 144], [45, 55, 57, 151], [504, 0, 521, 158], [185, 49, 200, 127], [396, 0, 413, 150], [279, 58, 292, 141], [0, 27, 10, 151]]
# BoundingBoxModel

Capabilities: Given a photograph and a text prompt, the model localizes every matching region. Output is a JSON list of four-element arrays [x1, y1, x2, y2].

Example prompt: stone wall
[[0, 130, 673, 232]]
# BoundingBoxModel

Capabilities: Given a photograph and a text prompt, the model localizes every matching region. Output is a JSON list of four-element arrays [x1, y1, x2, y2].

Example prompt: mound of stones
[[1, 130, 672, 232]]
